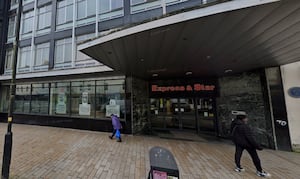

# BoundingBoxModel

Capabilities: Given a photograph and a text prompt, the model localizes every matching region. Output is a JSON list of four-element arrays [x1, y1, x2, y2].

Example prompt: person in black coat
[[231, 114, 270, 177]]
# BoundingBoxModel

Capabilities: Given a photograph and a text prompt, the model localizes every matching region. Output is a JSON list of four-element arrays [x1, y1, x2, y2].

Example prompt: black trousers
[[235, 145, 262, 172]]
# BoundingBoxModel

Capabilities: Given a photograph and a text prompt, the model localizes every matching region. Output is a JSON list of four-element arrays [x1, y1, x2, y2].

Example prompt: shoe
[[235, 167, 245, 172], [117, 138, 122, 142], [256, 171, 271, 177], [109, 136, 113, 139]]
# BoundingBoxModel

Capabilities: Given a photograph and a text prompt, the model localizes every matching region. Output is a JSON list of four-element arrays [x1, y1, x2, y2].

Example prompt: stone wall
[[217, 71, 274, 148], [131, 77, 150, 134]]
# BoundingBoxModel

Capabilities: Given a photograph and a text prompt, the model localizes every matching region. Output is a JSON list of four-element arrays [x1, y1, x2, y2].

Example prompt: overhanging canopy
[[79, 0, 300, 79]]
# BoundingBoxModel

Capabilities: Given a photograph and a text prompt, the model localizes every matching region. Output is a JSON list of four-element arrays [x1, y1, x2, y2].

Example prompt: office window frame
[[37, 4, 52, 31], [54, 38, 72, 66], [35, 42, 50, 67], [21, 10, 34, 35]]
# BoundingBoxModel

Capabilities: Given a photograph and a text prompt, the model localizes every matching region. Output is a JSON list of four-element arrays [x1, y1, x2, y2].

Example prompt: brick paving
[[0, 124, 299, 179]]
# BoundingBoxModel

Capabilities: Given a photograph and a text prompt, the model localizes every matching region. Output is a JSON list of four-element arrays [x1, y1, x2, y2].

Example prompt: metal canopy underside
[[80, 0, 300, 79]]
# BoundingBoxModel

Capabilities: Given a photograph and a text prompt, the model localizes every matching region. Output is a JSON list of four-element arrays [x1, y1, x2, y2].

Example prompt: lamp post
[[1, 0, 22, 178]]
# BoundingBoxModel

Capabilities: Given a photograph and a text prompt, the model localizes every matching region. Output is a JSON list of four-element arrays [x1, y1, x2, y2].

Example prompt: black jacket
[[232, 120, 261, 149]]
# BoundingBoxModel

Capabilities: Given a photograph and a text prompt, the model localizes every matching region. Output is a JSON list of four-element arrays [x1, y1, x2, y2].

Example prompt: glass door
[[195, 98, 216, 133], [179, 98, 196, 130]]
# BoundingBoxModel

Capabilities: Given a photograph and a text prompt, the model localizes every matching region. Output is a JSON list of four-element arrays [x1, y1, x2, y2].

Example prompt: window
[[50, 82, 70, 115], [19, 46, 31, 69], [15, 84, 31, 113], [71, 81, 95, 118], [35, 43, 50, 66], [34, 43, 50, 66], [37, 5, 52, 30], [56, 0, 73, 26], [8, 16, 16, 38], [31, 83, 49, 114], [77, 0, 96, 20], [95, 79, 125, 120], [55, 38, 72, 65], [21, 10, 34, 34], [99, 0, 123, 14], [5, 49, 13, 71]]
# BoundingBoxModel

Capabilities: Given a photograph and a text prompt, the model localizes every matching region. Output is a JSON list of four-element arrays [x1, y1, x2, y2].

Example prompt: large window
[[15, 84, 31, 113], [55, 38, 72, 66], [50, 82, 70, 115], [8, 16, 16, 39], [1, 78, 125, 119], [35, 43, 50, 67], [5, 49, 13, 71], [31, 83, 49, 114], [21, 10, 34, 34], [19, 46, 31, 70], [95, 79, 125, 120], [71, 81, 95, 118], [37, 5, 52, 31], [56, 0, 73, 29]]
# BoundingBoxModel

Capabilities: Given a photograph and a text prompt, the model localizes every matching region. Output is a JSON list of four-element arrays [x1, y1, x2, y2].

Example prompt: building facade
[[0, 0, 299, 151]]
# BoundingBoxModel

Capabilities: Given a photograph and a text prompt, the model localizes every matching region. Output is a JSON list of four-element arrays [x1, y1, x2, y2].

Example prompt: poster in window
[[106, 100, 120, 117], [56, 88, 67, 114], [79, 91, 91, 115]]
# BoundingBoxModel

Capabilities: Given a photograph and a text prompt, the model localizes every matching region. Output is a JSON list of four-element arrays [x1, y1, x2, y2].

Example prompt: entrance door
[[195, 98, 216, 133], [178, 98, 196, 130], [150, 98, 196, 130]]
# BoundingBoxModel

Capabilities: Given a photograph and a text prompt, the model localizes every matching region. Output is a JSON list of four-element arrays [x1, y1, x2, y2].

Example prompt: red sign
[[151, 84, 215, 93]]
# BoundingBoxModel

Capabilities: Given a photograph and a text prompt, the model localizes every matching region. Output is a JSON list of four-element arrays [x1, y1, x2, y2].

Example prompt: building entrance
[[150, 97, 216, 134]]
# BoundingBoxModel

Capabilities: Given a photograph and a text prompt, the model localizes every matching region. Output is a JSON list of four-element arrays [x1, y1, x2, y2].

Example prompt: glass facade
[[0, 78, 125, 120], [31, 83, 49, 114], [15, 84, 31, 113]]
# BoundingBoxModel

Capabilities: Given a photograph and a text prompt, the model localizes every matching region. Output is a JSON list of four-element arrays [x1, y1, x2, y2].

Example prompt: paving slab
[[0, 124, 299, 179]]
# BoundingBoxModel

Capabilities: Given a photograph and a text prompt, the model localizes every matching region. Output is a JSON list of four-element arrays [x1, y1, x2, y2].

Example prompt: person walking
[[109, 114, 122, 142], [231, 114, 270, 177]]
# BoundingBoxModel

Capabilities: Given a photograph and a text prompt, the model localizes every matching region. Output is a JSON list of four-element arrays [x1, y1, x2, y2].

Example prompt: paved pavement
[[0, 123, 299, 179]]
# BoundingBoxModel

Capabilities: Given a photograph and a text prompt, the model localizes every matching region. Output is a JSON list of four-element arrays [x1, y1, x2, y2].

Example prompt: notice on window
[[79, 92, 91, 116], [56, 89, 67, 114], [153, 170, 167, 179], [106, 104, 120, 117]]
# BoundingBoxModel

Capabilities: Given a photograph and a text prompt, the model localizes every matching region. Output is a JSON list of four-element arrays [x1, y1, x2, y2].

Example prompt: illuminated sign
[[151, 84, 215, 92]]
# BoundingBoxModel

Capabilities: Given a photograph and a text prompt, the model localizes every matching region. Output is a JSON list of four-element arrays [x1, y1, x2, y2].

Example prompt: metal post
[[1, 0, 22, 178]]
